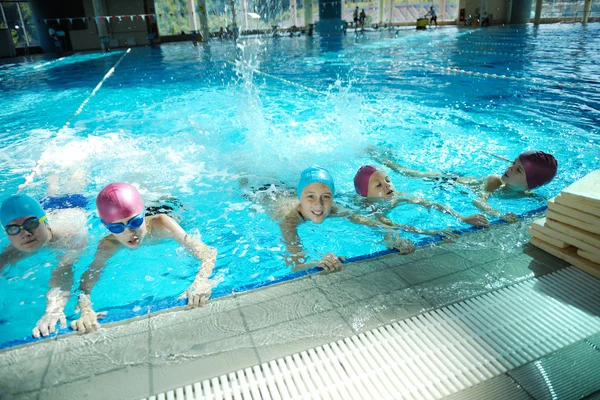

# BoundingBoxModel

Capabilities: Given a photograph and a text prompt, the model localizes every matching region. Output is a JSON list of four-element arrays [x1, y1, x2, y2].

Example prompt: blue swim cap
[[297, 165, 335, 199], [0, 194, 46, 227]]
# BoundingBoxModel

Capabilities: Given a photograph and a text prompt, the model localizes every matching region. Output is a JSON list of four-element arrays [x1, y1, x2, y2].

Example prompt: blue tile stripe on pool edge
[[0, 205, 547, 350]]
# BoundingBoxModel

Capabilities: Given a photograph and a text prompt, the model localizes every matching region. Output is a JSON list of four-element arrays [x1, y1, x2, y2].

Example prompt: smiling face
[[298, 182, 333, 224], [366, 169, 396, 199], [6, 216, 50, 252], [109, 213, 148, 249], [501, 157, 529, 191]]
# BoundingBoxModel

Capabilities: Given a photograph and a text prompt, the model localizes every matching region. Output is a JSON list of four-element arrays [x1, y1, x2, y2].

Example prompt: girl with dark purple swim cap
[[70, 183, 217, 335], [368, 146, 557, 223]]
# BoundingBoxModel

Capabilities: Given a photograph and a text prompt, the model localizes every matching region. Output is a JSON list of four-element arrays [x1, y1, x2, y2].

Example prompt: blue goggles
[[102, 213, 145, 234]]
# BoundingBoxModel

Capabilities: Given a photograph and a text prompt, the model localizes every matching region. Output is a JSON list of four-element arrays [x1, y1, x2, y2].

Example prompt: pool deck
[[2, 214, 599, 399]]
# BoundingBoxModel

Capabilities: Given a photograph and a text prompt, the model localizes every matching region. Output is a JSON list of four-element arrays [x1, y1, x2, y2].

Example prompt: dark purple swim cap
[[354, 165, 378, 197], [519, 151, 558, 190]]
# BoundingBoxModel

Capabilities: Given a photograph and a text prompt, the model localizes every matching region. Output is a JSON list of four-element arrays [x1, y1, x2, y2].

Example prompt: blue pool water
[[0, 24, 599, 347]]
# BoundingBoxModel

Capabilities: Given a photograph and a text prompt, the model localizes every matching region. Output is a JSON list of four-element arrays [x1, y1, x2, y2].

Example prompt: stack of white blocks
[[529, 170, 600, 278]]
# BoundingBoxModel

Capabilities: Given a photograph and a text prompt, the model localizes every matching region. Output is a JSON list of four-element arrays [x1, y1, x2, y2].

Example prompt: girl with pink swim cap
[[369, 146, 557, 223], [353, 166, 489, 229], [71, 183, 217, 335]]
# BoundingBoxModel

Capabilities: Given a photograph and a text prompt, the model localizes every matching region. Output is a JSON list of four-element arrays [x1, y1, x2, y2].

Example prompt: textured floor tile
[[235, 276, 316, 308], [240, 287, 333, 331], [148, 295, 239, 329], [480, 255, 553, 291], [321, 268, 410, 308], [310, 259, 390, 288], [151, 334, 258, 395], [449, 247, 508, 266], [150, 308, 247, 358], [393, 252, 473, 285], [377, 245, 450, 268], [39, 363, 150, 400], [52, 316, 149, 355], [415, 266, 495, 308], [522, 243, 570, 271], [0, 354, 50, 395], [444, 374, 532, 400], [509, 341, 600, 400], [251, 310, 353, 363], [44, 328, 150, 387], [0, 339, 56, 368], [339, 286, 432, 333], [1, 391, 40, 400], [0, 337, 56, 395]]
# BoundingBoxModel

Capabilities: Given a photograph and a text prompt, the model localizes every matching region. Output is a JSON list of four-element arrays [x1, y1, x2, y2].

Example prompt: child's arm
[[70, 237, 119, 334], [279, 208, 344, 272], [473, 192, 517, 223], [152, 214, 218, 308], [33, 236, 87, 338], [333, 206, 415, 254], [380, 158, 442, 178], [0, 245, 26, 273], [365, 145, 442, 178], [392, 196, 490, 227], [375, 214, 459, 240], [472, 175, 517, 222]]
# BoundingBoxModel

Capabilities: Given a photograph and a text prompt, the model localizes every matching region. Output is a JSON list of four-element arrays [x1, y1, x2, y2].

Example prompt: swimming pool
[[0, 23, 598, 348]]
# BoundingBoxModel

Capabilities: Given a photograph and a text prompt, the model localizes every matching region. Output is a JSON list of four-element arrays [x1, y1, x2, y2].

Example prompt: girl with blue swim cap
[[1, 192, 88, 339], [273, 165, 418, 272]]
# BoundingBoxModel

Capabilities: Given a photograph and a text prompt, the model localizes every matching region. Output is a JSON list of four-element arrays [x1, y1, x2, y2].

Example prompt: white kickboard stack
[[528, 170, 600, 278]]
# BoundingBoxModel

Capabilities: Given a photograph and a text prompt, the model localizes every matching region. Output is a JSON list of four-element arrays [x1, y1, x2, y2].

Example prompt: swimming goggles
[[4, 216, 48, 236], [102, 213, 145, 234]]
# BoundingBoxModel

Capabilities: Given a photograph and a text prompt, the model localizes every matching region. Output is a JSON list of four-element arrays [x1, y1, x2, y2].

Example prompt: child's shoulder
[[273, 198, 300, 221], [484, 174, 504, 192]]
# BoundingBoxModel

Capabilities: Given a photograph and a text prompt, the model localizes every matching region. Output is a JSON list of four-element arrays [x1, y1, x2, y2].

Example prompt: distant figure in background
[[353, 7, 360, 30], [425, 6, 437, 26], [360, 9, 367, 28], [481, 11, 490, 26], [48, 24, 62, 54], [219, 27, 225, 39]]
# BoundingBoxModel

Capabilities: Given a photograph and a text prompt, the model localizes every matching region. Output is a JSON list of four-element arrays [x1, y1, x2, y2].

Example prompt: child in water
[[372, 148, 558, 222], [0, 193, 87, 338], [71, 183, 217, 334], [271, 165, 455, 272], [353, 165, 490, 227]]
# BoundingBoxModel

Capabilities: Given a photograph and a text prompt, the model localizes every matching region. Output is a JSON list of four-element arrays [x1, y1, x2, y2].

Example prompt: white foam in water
[[227, 39, 368, 183]]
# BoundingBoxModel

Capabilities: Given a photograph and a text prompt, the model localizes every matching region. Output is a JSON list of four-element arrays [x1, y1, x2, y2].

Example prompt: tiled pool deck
[[2, 215, 599, 399]]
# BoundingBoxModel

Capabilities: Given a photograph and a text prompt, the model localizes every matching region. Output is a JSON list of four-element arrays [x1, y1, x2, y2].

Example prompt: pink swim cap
[[354, 165, 378, 197], [519, 151, 558, 190], [96, 183, 145, 223]]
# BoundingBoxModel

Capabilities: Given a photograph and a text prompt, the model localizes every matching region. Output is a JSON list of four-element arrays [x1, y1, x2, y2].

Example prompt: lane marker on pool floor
[[396, 60, 600, 92], [18, 48, 131, 192]]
